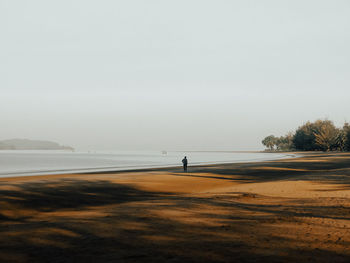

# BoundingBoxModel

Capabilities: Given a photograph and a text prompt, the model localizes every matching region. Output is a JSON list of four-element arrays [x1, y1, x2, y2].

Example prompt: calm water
[[0, 150, 294, 178]]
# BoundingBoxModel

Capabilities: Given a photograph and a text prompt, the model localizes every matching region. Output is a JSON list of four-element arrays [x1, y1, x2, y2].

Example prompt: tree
[[263, 119, 350, 152], [292, 121, 319, 151], [275, 132, 294, 151], [343, 122, 350, 151], [262, 135, 278, 150], [292, 120, 338, 151], [335, 129, 347, 151], [312, 120, 338, 151]]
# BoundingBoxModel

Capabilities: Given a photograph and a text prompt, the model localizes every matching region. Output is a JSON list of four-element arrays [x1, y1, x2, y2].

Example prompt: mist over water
[[0, 150, 291, 178]]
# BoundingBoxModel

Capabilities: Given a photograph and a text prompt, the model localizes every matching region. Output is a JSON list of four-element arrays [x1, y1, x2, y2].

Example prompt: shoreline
[[2, 152, 350, 262], [0, 151, 295, 179]]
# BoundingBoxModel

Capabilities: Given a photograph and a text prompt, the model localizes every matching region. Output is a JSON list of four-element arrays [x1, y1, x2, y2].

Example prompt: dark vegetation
[[262, 119, 350, 152]]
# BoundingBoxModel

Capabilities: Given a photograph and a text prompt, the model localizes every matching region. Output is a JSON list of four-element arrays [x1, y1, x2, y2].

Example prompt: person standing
[[182, 156, 188, 172]]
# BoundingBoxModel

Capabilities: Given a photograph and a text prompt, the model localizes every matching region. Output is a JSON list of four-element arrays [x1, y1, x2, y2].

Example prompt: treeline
[[262, 120, 350, 152]]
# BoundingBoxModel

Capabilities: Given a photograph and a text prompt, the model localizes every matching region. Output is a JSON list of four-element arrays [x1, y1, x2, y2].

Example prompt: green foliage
[[292, 121, 318, 151], [292, 120, 339, 151], [275, 133, 294, 151], [262, 135, 278, 150], [262, 119, 350, 152], [343, 123, 350, 151], [312, 120, 338, 151], [335, 128, 347, 151]]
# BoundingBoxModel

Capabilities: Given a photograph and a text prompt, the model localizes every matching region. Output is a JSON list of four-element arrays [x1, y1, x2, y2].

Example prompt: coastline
[[1, 152, 350, 262], [0, 151, 294, 179]]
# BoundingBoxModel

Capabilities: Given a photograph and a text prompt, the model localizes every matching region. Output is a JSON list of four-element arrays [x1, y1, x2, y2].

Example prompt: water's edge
[[0, 152, 300, 178]]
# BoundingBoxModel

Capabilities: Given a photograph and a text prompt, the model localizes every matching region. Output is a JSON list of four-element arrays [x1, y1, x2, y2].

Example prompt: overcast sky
[[1, 0, 350, 150]]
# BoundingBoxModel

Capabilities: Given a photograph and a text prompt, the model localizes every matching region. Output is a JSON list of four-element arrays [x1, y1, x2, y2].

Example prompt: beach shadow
[[2, 153, 350, 262], [0, 179, 164, 213], [169, 153, 350, 185], [1, 178, 350, 262]]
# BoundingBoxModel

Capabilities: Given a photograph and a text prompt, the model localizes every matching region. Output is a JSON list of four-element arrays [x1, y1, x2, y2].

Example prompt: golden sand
[[1, 152, 350, 262]]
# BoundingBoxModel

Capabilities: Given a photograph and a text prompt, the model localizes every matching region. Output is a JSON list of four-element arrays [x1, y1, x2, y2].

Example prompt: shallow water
[[0, 150, 293, 178]]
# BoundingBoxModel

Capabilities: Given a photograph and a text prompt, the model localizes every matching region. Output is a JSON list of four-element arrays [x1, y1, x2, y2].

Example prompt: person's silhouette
[[182, 156, 188, 172]]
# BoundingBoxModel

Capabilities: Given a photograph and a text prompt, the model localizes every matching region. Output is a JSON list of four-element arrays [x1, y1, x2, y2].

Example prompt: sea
[[0, 150, 295, 178]]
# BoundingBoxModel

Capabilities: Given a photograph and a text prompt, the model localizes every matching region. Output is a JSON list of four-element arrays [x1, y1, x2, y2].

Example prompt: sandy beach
[[1, 152, 350, 262]]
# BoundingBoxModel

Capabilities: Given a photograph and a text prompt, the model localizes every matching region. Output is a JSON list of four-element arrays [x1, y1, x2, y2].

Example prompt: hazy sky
[[1, 0, 350, 150]]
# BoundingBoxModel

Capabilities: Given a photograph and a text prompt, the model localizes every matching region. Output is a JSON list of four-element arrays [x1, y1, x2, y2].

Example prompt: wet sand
[[1, 152, 350, 262]]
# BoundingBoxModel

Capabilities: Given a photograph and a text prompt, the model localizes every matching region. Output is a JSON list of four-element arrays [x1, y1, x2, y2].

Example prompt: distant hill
[[0, 139, 74, 151]]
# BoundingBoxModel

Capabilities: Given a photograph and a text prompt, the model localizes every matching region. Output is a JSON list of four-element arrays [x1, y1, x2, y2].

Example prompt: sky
[[1, 0, 350, 151]]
